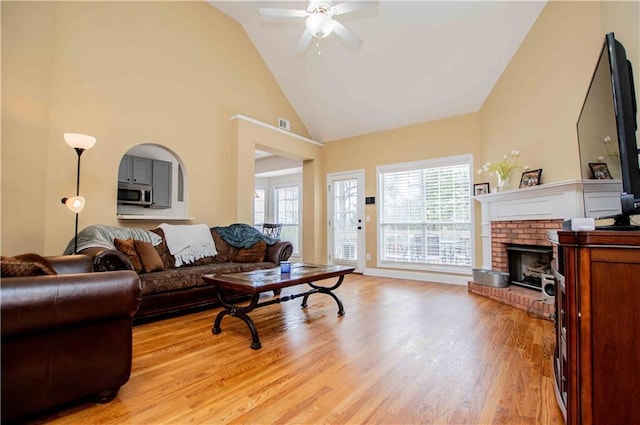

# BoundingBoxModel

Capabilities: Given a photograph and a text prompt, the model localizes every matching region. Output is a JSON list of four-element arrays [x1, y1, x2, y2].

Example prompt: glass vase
[[496, 173, 511, 192]]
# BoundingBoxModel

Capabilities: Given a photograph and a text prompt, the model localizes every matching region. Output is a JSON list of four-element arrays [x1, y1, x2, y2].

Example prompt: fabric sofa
[[71, 223, 293, 322], [1, 254, 141, 423]]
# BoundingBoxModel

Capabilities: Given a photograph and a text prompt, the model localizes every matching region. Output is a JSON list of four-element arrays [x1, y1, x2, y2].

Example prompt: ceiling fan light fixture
[[257, 0, 376, 51], [306, 13, 334, 38]]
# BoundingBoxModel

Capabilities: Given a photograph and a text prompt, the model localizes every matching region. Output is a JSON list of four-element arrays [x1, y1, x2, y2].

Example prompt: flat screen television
[[577, 32, 639, 229]]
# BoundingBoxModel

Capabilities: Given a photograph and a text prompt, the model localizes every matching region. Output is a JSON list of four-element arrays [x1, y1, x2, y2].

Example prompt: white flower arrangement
[[477, 150, 529, 179], [598, 136, 619, 161]]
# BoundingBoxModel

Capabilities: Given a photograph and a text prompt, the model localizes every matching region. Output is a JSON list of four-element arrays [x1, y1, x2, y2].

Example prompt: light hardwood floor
[[36, 274, 563, 424]]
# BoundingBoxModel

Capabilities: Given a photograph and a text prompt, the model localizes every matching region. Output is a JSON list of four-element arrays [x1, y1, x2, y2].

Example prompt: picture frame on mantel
[[519, 169, 542, 188], [473, 182, 490, 196], [589, 162, 613, 179]]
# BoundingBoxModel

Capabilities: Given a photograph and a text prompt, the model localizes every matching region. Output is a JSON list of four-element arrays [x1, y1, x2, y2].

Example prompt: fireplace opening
[[506, 244, 553, 291]]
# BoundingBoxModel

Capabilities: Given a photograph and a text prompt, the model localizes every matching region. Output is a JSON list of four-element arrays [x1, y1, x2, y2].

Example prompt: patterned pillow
[[134, 240, 165, 273], [232, 240, 267, 263], [114, 238, 143, 273], [1, 253, 57, 277]]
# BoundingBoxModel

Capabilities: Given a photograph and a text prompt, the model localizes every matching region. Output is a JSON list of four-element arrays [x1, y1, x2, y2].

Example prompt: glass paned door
[[328, 171, 364, 272]]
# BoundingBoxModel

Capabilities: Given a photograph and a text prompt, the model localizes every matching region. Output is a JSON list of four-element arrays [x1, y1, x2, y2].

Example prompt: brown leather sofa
[[1, 255, 141, 423], [76, 224, 293, 322]]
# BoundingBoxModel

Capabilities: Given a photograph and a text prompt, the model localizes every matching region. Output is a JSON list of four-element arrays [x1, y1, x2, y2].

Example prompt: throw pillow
[[114, 238, 143, 273], [232, 240, 267, 263], [134, 240, 165, 273], [149, 228, 176, 269], [211, 229, 234, 263], [1, 253, 57, 277]]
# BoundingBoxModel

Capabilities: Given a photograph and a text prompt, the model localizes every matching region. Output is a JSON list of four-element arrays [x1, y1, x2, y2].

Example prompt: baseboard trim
[[362, 267, 471, 286]]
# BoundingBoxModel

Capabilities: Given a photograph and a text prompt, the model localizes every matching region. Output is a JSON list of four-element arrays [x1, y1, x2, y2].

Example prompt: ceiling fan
[[258, 1, 379, 52]]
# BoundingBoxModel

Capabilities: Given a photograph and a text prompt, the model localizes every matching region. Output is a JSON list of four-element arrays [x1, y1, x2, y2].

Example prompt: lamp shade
[[64, 133, 96, 150], [61, 196, 86, 213], [306, 13, 334, 38]]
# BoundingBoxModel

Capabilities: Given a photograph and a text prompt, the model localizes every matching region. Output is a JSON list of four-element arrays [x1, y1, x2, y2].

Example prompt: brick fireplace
[[490, 219, 562, 272], [467, 180, 610, 320], [469, 218, 562, 320]]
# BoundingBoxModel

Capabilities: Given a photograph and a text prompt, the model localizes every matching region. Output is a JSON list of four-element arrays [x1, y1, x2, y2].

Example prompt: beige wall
[[3, 1, 638, 266], [323, 113, 482, 270], [2, 1, 309, 255], [1, 2, 57, 255], [479, 1, 603, 186], [324, 1, 639, 269], [480, 1, 638, 186]]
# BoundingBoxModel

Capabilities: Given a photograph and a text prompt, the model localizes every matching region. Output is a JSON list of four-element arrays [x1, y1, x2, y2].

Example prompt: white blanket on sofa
[[158, 223, 217, 267]]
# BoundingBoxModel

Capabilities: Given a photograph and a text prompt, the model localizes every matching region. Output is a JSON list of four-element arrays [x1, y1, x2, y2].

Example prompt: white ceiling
[[211, 1, 546, 143]]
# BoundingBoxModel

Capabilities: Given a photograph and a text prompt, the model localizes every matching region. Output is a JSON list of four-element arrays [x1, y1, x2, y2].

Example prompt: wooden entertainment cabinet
[[548, 230, 640, 425]]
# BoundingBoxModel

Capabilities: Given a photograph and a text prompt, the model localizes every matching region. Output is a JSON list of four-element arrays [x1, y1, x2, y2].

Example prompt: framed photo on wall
[[589, 162, 613, 179], [519, 169, 542, 188], [473, 182, 490, 196]]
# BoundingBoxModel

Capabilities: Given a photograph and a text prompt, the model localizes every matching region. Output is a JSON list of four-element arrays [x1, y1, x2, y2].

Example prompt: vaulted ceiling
[[211, 1, 546, 143]]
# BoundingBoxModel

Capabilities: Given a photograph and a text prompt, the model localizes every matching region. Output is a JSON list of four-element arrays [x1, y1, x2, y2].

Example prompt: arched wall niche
[[116, 143, 189, 219]]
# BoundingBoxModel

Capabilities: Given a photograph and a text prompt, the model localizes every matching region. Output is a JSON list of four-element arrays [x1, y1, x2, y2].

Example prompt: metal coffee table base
[[211, 275, 346, 350]]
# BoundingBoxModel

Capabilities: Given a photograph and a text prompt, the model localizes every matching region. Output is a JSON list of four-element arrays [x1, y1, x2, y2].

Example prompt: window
[[331, 177, 359, 262], [275, 185, 300, 254], [378, 155, 472, 268], [254, 187, 266, 228]]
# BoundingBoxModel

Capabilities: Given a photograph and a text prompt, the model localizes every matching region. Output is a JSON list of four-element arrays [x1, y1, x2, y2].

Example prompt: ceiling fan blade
[[332, 0, 379, 16], [258, 8, 308, 18], [296, 29, 314, 52], [331, 20, 363, 48]]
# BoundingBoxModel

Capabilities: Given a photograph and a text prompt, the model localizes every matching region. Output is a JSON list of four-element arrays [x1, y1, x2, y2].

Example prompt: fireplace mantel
[[474, 179, 621, 268]]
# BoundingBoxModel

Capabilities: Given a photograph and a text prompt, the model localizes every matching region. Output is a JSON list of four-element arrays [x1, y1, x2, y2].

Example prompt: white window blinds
[[253, 188, 265, 227], [275, 185, 300, 255], [378, 155, 472, 267]]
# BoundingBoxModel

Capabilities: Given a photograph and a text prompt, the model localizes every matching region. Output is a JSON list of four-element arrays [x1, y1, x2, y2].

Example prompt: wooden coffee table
[[202, 263, 354, 349]]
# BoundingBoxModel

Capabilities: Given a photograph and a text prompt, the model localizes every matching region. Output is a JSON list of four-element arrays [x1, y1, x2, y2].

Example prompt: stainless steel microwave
[[117, 182, 153, 206]]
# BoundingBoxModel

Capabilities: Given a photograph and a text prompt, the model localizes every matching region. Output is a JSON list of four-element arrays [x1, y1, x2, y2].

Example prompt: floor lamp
[[61, 133, 96, 254]]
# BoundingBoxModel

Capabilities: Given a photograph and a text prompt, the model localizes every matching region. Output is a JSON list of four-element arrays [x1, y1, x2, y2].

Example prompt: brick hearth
[[468, 281, 554, 320]]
